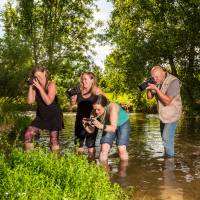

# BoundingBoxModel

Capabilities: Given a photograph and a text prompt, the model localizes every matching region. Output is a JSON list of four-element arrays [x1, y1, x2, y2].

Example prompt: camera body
[[84, 117, 96, 126], [27, 76, 37, 85], [67, 85, 81, 97], [138, 77, 155, 91]]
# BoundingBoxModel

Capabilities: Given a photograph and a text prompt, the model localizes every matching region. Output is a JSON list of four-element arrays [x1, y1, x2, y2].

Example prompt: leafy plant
[[0, 149, 128, 200]]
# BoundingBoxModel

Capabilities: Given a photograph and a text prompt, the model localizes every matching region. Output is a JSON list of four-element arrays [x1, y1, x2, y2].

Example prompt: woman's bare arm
[[27, 85, 36, 104], [33, 80, 57, 105]]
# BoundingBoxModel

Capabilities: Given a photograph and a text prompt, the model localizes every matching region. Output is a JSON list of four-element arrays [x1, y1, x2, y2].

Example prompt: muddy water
[[110, 113, 200, 200], [60, 113, 200, 199], [2, 113, 200, 200]]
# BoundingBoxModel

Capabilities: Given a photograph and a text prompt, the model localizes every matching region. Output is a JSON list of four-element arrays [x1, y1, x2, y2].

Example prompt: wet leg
[[99, 143, 111, 161], [118, 145, 129, 160], [50, 130, 60, 152], [24, 126, 40, 151]]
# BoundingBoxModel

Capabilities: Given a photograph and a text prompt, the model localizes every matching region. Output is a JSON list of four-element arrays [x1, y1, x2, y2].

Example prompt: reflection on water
[[1, 113, 200, 200], [111, 113, 200, 200], [160, 158, 183, 200]]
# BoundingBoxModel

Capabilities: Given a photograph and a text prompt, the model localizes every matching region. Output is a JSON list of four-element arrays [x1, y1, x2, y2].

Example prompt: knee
[[100, 144, 110, 161], [88, 147, 95, 154], [118, 145, 128, 160], [24, 127, 34, 143], [50, 131, 59, 146], [101, 145, 110, 155], [99, 151, 108, 162]]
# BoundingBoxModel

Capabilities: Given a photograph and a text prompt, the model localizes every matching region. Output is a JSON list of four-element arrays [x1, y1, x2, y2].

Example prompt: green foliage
[[105, 92, 156, 113], [0, 149, 127, 200], [106, 93, 132, 104], [0, 96, 33, 112], [0, 97, 31, 137], [0, 37, 32, 97], [0, 0, 101, 97], [105, 0, 200, 111]]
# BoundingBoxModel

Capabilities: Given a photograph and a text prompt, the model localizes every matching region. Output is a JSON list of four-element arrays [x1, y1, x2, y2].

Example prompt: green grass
[[0, 149, 128, 200]]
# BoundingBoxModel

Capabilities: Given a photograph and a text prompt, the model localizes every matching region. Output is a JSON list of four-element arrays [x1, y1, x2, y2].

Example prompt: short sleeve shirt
[[166, 79, 180, 96]]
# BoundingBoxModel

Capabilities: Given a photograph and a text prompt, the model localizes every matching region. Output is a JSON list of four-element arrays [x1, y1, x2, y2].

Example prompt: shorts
[[100, 119, 130, 146]]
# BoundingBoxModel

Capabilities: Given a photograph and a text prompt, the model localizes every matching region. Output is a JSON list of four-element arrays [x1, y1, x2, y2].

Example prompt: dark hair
[[93, 95, 108, 107], [31, 64, 49, 79]]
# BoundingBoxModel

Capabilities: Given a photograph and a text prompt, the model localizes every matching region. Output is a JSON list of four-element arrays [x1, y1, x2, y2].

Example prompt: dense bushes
[[0, 97, 31, 133], [0, 149, 127, 200]]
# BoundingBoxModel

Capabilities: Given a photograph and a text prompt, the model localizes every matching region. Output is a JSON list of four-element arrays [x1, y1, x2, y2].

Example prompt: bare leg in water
[[50, 130, 60, 153], [24, 127, 60, 152], [24, 126, 40, 151]]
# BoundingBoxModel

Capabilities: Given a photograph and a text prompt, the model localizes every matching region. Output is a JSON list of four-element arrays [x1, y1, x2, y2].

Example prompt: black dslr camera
[[84, 117, 96, 126], [26, 76, 37, 85], [67, 85, 81, 97], [138, 77, 155, 91]]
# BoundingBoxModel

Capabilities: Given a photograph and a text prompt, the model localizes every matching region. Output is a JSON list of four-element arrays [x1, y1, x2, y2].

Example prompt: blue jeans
[[160, 122, 177, 157], [100, 119, 130, 146]]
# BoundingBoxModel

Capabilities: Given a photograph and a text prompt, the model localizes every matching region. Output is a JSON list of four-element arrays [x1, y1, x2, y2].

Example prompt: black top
[[76, 93, 96, 121], [31, 83, 63, 131]]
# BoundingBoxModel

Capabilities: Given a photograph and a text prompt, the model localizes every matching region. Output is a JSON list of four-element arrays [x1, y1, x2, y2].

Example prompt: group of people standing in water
[[24, 65, 130, 162], [24, 64, 182, 162]]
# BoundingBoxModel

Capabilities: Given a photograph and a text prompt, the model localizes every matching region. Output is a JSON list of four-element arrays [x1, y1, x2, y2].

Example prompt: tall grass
[[0, 149, 128, 200]]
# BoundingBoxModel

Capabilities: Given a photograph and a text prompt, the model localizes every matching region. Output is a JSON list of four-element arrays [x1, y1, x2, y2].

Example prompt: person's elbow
[[27, 101, 33, 105], [147, 91, 153, 99], [27, 99, 34, 105], [164, 97, 174, 106], [70, 100, 76, 106], [110, 125, 118, 132], [147, 95, 152, 99], [165, 100, 172, 106], [46, 99, 54, 106]]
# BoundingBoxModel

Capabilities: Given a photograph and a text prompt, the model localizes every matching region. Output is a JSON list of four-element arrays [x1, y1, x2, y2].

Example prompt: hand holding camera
[[145, 82, 158, 91], [138, 77, 155, 91], [67, 85, 81, 97], [27, 76, 43, 91], [90, 118, 104, 129], [27, 76, 38, 85], [82, 117, 96, 127], [82, 117, 97, 134]]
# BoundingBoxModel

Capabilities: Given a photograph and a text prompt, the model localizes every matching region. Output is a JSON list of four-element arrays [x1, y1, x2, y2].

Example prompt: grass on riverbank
[[0, 149, 128, 200]]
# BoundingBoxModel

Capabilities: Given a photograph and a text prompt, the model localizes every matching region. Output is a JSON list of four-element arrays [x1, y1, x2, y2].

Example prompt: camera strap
[[95, 109, 107, 147], [96, 108, 107, 137]]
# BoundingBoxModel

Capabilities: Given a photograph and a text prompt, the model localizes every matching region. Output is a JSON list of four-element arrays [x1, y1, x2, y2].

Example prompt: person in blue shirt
[[82, 95, 130, 161]]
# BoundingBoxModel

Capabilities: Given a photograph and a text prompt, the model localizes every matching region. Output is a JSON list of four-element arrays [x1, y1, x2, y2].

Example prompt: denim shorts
[[100, 119, 130, 146]]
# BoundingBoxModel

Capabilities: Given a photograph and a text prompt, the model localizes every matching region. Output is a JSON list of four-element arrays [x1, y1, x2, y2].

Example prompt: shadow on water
[[1, 113, 200, 200]]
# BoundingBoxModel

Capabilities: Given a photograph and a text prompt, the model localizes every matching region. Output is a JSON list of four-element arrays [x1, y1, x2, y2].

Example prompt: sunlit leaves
[[105, 0, 200, 109]]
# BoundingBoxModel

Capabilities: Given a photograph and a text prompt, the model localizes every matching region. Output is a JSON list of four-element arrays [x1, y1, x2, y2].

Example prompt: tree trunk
[[168, 56, 178, 77]]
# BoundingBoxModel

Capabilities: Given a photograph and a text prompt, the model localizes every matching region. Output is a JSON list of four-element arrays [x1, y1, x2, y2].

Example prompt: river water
[[2, 113, 200, 200]]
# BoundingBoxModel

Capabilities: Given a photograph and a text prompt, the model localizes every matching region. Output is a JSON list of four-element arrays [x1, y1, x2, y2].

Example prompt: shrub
[[0, 149, 128, 200]]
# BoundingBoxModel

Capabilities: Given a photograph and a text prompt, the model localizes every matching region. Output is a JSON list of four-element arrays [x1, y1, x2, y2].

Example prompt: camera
[[84, 117, 96, 126], [67, 85, 81, 97], [26, 76, 37, 85], [138, 77, 155, 91]]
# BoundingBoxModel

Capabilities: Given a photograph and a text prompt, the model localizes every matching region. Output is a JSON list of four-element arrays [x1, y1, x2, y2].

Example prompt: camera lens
[[138, 77, 155, 91]]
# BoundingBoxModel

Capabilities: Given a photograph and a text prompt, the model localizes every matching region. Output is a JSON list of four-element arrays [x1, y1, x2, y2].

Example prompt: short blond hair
[[151, 65, 165, 73]]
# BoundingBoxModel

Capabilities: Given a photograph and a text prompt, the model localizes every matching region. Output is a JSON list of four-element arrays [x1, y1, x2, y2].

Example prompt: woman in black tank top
[[24, 64, 63, 152], [70, 72, 103, 158]]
